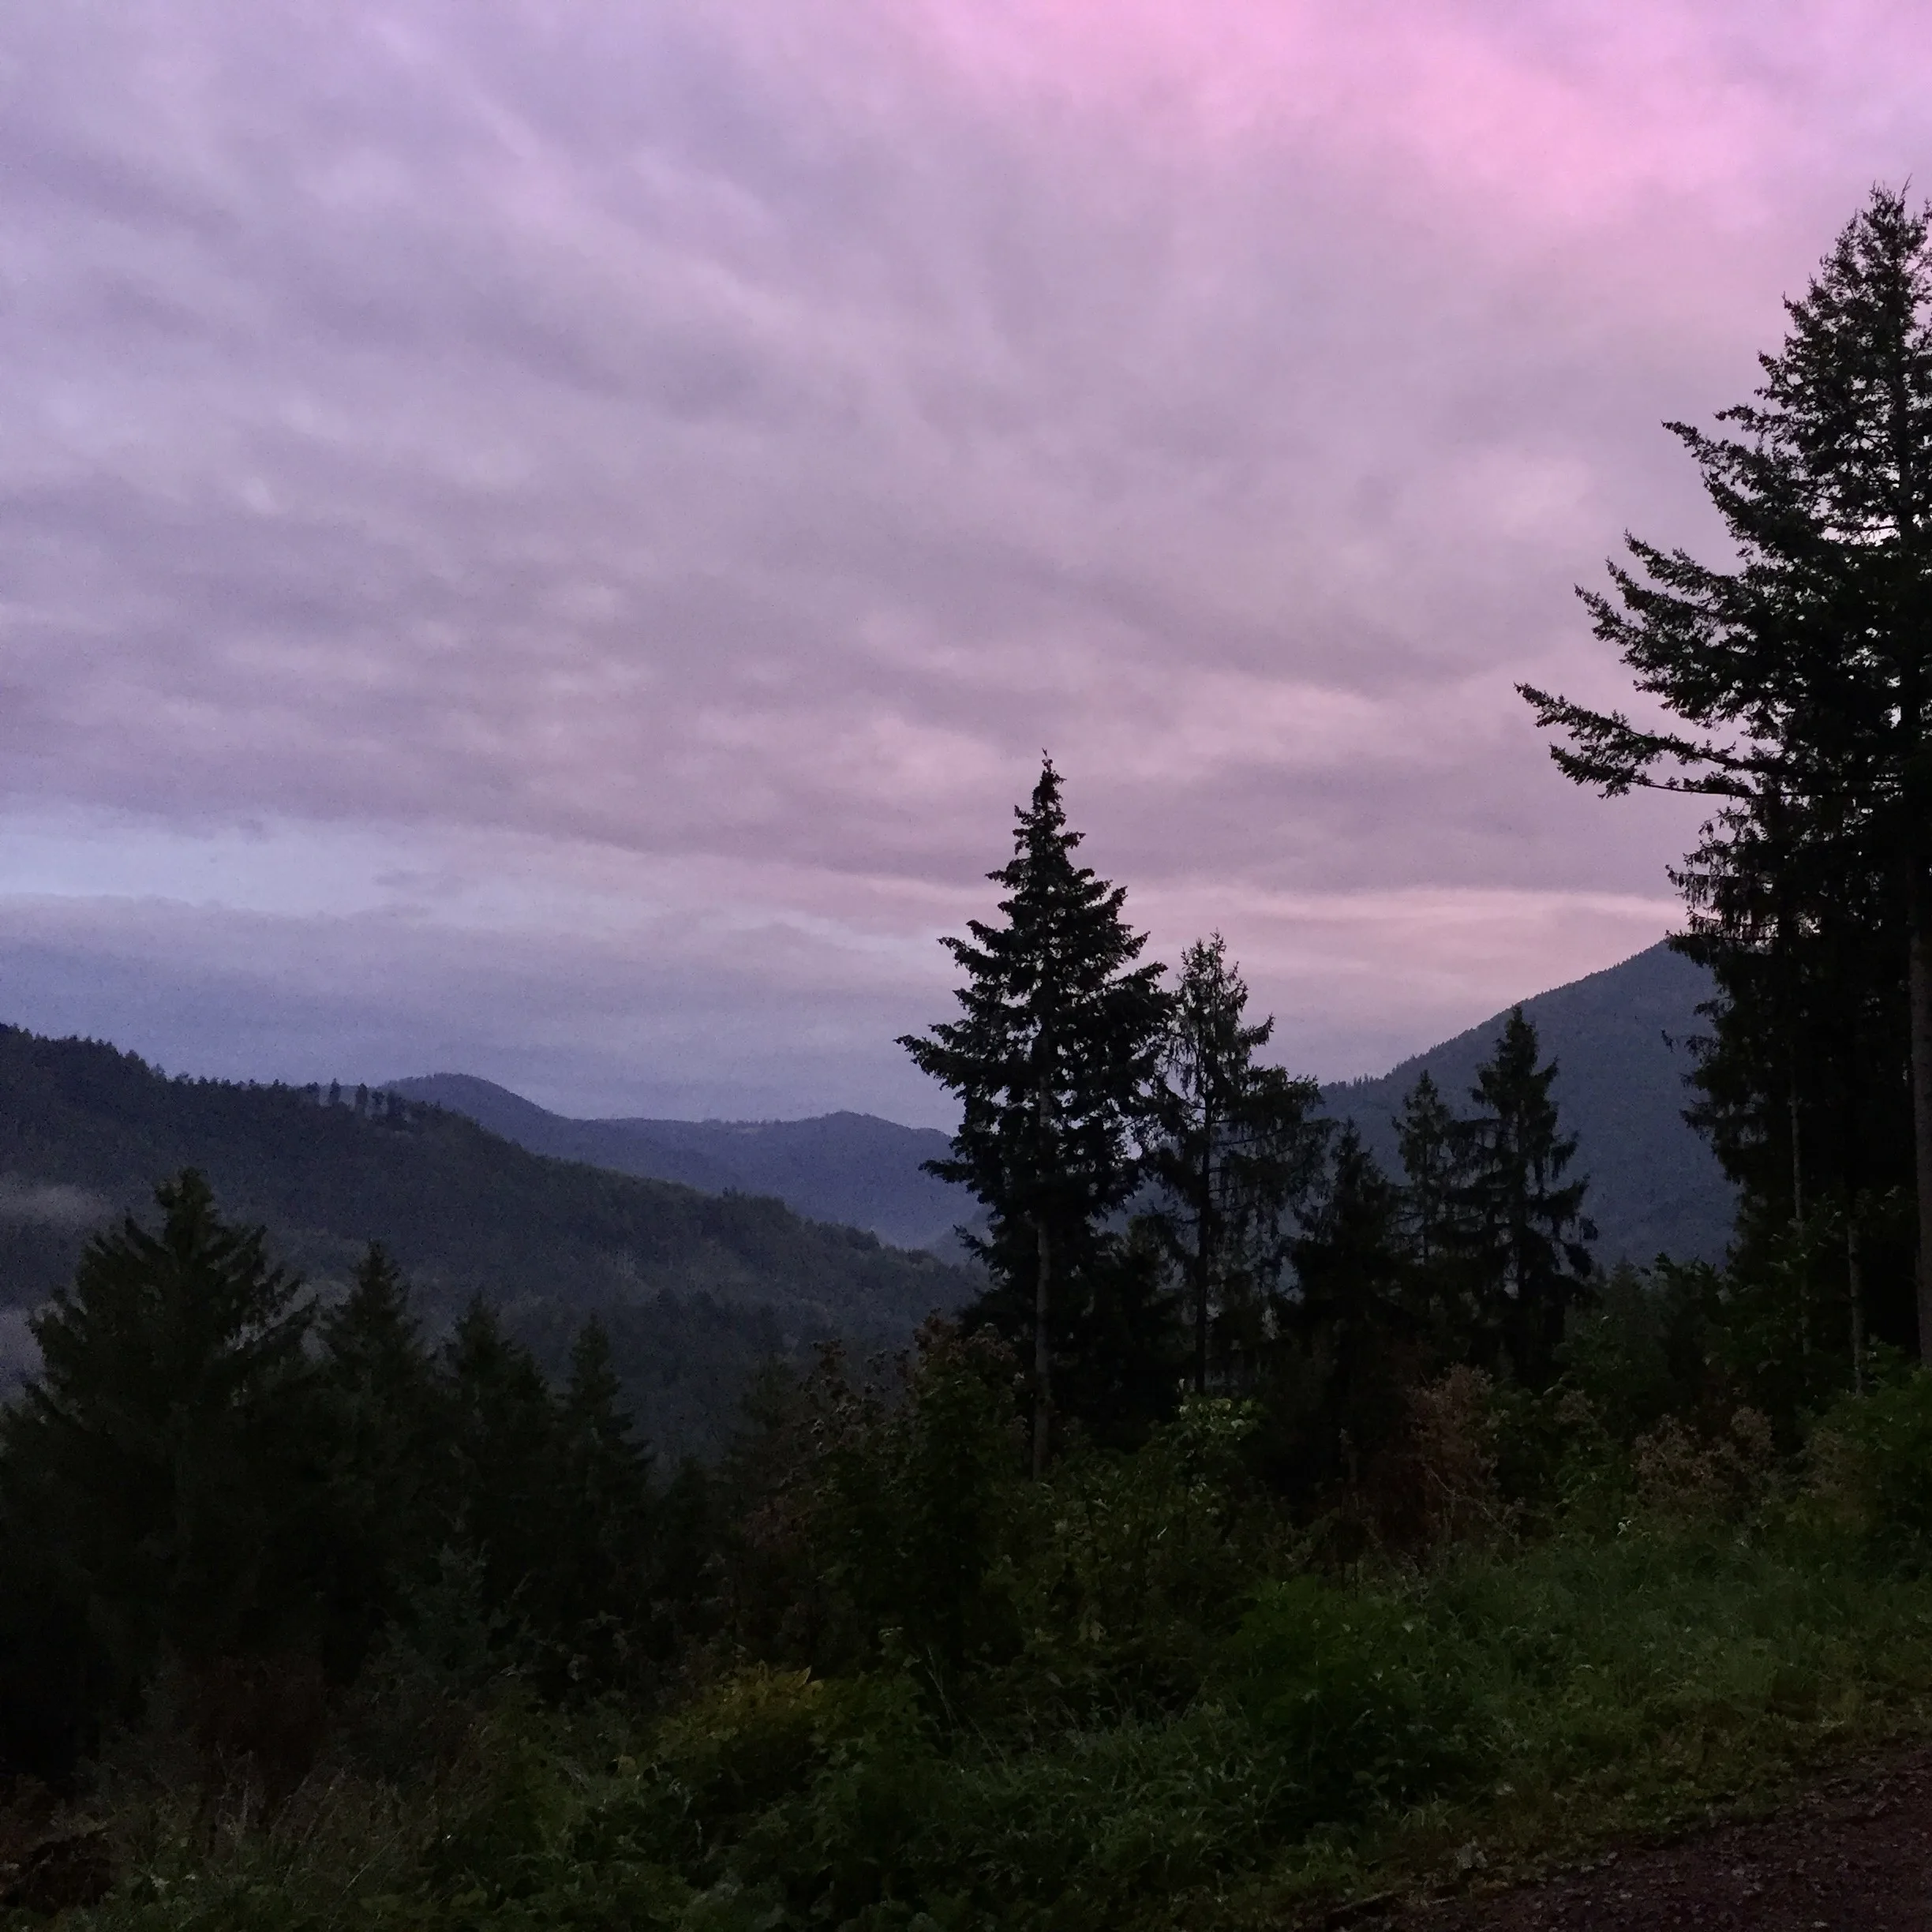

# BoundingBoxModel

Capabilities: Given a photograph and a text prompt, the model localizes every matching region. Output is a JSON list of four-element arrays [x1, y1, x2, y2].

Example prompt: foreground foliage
[[6, 1288, 1932, 1932], [56, 1499, 1932, 1932]]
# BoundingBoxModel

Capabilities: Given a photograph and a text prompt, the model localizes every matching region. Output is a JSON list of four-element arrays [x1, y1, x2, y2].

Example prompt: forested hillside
[[0, 1026, 972, 1450], [398, 949, 1728, 1273], [1331, 941, 1733, 1264], [388, 1074, 971, 1250]]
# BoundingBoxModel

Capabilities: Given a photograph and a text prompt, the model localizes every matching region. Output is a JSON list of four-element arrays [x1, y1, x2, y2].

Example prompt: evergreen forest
[[12, 188, 1932, 1932]]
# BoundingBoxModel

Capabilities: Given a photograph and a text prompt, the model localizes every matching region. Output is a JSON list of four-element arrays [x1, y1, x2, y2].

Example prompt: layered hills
[[0, 1027, 972, 1452], [0, 941, 1737, 1452], [404, 942, 1736, 1274], [387, 1075, 968, 1251]]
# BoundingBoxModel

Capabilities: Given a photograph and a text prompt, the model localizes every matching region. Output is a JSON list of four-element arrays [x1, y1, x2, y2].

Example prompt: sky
[[1, 1, 1928, 1125]]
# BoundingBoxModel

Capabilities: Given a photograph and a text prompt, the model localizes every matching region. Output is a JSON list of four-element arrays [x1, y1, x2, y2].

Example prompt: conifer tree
[[2, 1171, 325, 1696], [319, 1244, 446, 1672], [1393, 1069, 1475, 1345], [1458, 1011, 1595, 1387], [443, 1300, 564, 1623], [324, 1243, 433, 1420], [545, 1318, 656, 1686], [1142, 935, 1327, 1393], [900, 758, 1173, 1473], [1289, 1126, 1411, 1483], [1521, 186, 1932, 1354]]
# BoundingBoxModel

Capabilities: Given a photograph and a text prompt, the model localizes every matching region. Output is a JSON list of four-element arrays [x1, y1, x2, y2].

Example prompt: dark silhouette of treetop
[[900, 757, 1173, 1471], [1522, 185, 1932, 1357]]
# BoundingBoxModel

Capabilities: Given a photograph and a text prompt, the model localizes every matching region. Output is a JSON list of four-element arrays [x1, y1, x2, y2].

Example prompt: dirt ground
[[1359, 1744, 1932, 1930]]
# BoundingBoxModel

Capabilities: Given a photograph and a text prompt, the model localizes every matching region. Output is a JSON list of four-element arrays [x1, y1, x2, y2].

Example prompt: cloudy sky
[[1, 1, 1926, 1123]]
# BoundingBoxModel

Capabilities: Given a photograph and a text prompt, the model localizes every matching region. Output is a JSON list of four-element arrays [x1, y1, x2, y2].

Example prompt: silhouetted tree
[[2, 1171, 327, 1705], [1458, 1011, 1595, 1386], [1142, 935, 1327, 1393], [542, 1318, 657, 1691], [900, 758, 1174, 1472], [1522, 186, 1932, 1354], [319, 1244, 446, 1675], [443, 1300, 564, 1627], [1393, 1069, 1477, 1349], [1289, 1126, 1412, 1485]]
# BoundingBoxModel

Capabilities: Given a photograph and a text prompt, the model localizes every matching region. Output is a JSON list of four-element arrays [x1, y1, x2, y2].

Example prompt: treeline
[[7, 1163, 1932, 1927], [0, 1175, 708, 1777], [898, 762, 1599, 1492], [0, 957, 1599, 1782], [0, 1024, 972, 1454]]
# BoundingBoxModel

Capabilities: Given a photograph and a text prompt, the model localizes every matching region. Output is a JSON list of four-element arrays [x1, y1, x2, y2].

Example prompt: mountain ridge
[[1325, 941, 1732, 1264], [386, 1074, 972, 1250], [398, 940, 1738, 1274], [0, 1027, 975, 1453]]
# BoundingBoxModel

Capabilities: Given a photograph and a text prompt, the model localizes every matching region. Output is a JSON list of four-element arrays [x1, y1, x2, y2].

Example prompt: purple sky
[[2, 2, 1928, 1124]]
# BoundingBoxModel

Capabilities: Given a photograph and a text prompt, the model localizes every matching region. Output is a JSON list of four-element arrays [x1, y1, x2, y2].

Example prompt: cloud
[[0, 2, 1923, 1111]]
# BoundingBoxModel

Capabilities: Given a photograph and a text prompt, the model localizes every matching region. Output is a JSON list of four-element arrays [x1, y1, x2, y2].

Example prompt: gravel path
[[1367, 1746, 1932, 1930]]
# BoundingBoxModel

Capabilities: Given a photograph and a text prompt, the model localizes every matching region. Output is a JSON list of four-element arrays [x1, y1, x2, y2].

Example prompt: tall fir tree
[[1141, 934, 1327, 1394], [1288, 1125, 1412, 1485], [1458, 1010, 1595, 1387], [900, 758, 1174, 1473], [318, 1243, 447, 1676], [543, 1318, 657, 1691], [1393, 1069, 1475, 1344], [443, 1300, 565, 1627], [1521, 186, 1932, 1354], [1, 1171, 327, 1703]]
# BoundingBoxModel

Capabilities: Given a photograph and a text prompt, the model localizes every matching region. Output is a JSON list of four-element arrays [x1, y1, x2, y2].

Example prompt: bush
[[1219, 1575, 1485, 1822], [1631, 1407, 1775, 1526], [1807, 1371, 1932, 1561], [1004, 1398, 1272, 1710]]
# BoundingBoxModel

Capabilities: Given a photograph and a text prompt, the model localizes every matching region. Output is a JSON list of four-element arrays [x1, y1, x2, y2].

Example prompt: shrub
[[1631, 1407, 1775, 1525], [1219, 1575, 1485, 1822], [1807, 1372, 1932, 1560], [1005, 1398, 1271, 1709], [1371, 1366, 1511, 1552]]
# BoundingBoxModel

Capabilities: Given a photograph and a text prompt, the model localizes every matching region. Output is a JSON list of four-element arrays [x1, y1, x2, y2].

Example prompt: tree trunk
[[1848, 1198, 1867, 1397], [1193, 1151, 1213, 1398], [1033, 1216, 1052, 1480], [1911, 859, 1932, 1362], [1193, 1254, 1208, 1396]]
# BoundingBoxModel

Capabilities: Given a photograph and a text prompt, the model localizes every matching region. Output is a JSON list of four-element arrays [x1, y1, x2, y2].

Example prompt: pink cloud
[[2, 1, 1930, 1112]]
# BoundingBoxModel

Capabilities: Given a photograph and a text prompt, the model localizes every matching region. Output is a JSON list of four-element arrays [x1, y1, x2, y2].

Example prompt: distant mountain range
[[399, 941, 1735, 1272], [386, 1076, 970, 1252], [0, 1029, 974, 1454], [0, 941, 1736, 1455]]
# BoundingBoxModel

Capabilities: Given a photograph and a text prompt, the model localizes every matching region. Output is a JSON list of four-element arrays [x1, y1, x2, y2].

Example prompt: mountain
[[387, 1075, 973, 1252], [0, 1027, 975, 1453], [1327, 941, 1734, 1265], [402, 940, 1735, 1280]]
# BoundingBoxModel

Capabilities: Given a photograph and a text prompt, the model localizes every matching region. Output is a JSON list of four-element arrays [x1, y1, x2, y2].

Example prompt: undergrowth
[[51, 1515, 1932, 1932]]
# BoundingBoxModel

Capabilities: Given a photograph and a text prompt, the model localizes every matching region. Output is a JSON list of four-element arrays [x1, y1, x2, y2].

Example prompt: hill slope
[[0, 1027, 973, 1451], [387, 1075, 973, 1251], [1327, 942, 1733, 1265], [401, 942, 1735, 1278]]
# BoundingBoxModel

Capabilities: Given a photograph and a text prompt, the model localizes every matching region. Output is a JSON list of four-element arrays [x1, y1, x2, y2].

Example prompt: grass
[[57, 1517, 1932, 1932]]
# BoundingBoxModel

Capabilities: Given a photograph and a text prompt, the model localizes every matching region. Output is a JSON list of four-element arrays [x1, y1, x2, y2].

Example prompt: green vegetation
[[13, 1286, 1932, 1932]]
